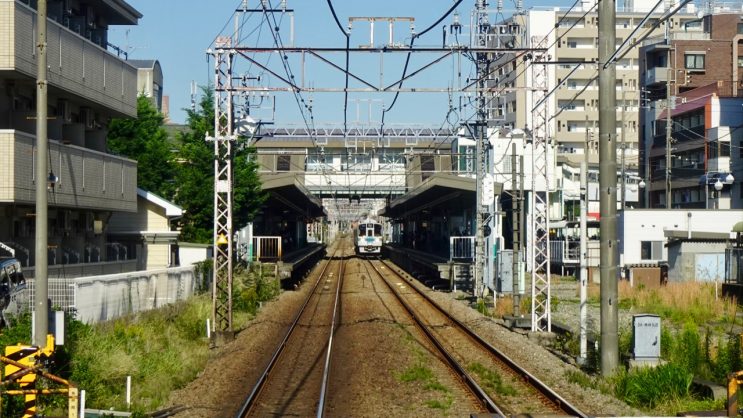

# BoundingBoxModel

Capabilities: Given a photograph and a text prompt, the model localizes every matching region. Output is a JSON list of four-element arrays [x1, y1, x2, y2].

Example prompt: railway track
[[357, 258, 497, 415], [367, 257, 588, 417], [236, 241, 347, 417]]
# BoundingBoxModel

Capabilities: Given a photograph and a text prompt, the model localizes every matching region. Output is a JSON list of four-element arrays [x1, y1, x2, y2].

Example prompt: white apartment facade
[[491, 0, 704, 167], [0, 0, 142, 274]]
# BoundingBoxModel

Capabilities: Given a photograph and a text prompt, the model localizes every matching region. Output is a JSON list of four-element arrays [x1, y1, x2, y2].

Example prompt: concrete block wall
[[26, 266, 198, 324]]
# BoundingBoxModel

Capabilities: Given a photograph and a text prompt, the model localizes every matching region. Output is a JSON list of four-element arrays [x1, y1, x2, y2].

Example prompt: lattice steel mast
[[208, 38, 236, 337], [529, 36, 551, 332]]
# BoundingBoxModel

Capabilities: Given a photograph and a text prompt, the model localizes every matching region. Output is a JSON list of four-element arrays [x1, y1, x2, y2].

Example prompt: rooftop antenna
[[120, 28, 148, 58]]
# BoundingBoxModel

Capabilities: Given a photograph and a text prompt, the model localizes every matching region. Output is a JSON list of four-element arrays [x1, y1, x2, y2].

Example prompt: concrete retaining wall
[[27, 265, 198, 324]]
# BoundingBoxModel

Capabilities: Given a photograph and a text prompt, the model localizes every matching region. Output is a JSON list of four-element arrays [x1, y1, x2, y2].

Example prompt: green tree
[[107, 96, 176, 199], [175, 87, 266, 243]]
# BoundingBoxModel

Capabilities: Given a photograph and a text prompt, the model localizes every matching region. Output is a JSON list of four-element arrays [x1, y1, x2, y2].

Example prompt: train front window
[[374, 225, 382, 235]]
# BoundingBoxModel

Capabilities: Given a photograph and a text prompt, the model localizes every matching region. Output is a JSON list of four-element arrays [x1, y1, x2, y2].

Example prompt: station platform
[[275, 243, 326, 281], [383, 244, 473, 291]]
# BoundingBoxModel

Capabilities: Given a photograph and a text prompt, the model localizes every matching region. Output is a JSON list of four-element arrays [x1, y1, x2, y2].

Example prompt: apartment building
[[639, 12, 743, 208], [129, 59, 164, 113], [491, 0, 702, 168], [0, 0, 141, 274]]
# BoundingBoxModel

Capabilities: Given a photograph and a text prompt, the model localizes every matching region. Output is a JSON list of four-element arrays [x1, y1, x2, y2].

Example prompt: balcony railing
[[7, 2, 138, 116], [0, 130, 137, 212], [645, 67, 670, 85]]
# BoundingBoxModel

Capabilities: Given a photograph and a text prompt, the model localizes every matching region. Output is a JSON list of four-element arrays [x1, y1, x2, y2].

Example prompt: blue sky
[[110, 0, 573, 126]]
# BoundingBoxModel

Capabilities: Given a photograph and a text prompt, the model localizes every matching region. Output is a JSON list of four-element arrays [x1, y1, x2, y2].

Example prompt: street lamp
[[704, 172, 735, 209]]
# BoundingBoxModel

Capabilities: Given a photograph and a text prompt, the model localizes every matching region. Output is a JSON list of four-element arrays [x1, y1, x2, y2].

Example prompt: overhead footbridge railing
[[251, 237, 282, 262]]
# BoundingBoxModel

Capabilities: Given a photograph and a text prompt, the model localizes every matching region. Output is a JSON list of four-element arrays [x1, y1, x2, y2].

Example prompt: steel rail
[[316, 250, 346, 417], [363, 259, 502, 415], [375, 258, 588, 418], [236, 243, 344, 418]]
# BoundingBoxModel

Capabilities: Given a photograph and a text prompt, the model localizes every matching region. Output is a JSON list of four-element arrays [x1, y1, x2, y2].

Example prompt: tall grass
[[67, 297, 212, 411], [611, 321, 741, 413], [613, 363, 693, 409], [584, 281, 737, 325]]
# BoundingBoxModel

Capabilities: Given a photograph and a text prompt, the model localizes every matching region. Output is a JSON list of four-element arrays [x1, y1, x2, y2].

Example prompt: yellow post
[[4, 344, 38, 418], [68, 387, 78, 418], [728, 371, 743, 417]]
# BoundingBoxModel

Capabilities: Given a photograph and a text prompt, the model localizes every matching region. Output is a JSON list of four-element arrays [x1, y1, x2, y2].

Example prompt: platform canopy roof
[[380, 174, 502, 219], [260, 173, 326, 218]]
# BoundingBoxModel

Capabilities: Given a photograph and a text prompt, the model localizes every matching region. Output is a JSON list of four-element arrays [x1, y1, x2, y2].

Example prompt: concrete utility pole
[[579, 160, 588, 362], [598, 0, 619, 375], [511, 143, 521, 316], [620, 77, 626, 209], [474, 0, 490, 302], [34, 0, 49, 347], [665, 65, 673, 208]]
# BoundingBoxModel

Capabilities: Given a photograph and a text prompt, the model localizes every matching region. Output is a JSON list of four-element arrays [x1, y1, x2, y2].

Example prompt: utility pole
[[598, 0, 619, 375], [511, 143, 521, 316], [33, 0, 49, 347], [580, 115, 590, 362], [665, 65, 673, 208], [579, 160, 588, 362], [474, 0, 490, 302], [620, 76, 626, 210]]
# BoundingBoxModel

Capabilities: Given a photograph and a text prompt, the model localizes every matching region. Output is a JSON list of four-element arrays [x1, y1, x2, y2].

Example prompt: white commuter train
[[354, 218, 383, 256]]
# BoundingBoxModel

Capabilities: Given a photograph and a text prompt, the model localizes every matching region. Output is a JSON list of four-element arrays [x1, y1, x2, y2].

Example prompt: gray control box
[[633, 314, 661, 359]]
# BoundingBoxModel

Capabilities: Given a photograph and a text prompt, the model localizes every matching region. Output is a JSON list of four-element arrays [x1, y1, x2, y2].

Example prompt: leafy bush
[[233, 263, 280, 315], [670, 323, 702, 374], [614, 363, 693, 408], [711, 333, 742, 382]]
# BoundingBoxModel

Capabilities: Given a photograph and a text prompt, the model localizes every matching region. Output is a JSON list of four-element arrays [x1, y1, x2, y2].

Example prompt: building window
[[421, 155, 435, 180], [640, 241, 663, 260], [720, 142, 730, 157], [738, 23, 743, 34], [738, 56, 743, 68], [685, 53, 705, 70], [709, 141, 731, 158], [277, 155, 291, 172]]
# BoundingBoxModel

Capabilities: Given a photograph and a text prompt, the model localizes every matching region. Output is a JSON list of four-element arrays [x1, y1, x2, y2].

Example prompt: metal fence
[[550, 240, 580, 264], [252, 236, 282, 262], [449, 236, 475, 261]]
